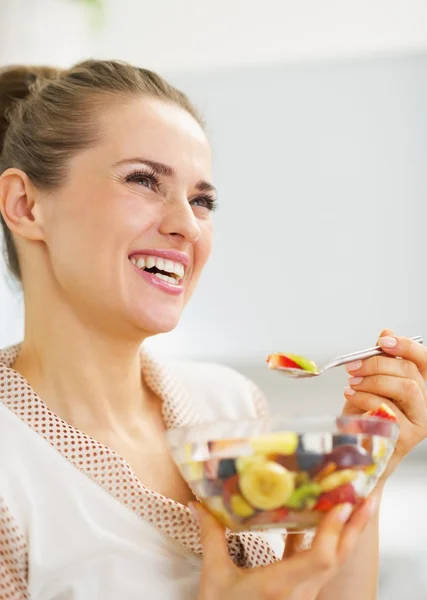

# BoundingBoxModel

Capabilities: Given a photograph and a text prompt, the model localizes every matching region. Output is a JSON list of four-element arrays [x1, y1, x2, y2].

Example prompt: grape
[[326, 445, 374, 469], [217, 458, 237, 479]]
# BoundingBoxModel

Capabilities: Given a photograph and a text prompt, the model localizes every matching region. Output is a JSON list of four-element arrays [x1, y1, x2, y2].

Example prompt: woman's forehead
[[88, 96, 212, 177]]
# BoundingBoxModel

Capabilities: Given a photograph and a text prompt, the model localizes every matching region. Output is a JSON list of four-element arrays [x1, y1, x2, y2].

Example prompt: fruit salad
[[267, 353, 318, 374], [173, 408, 399, 532]]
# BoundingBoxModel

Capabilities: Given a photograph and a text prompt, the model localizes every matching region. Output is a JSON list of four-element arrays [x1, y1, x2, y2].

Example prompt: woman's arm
[[317, 331, 427, 599], [315, 486, 382, 600]]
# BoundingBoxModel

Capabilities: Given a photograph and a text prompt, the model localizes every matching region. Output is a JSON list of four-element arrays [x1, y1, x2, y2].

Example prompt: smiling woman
[[1, 59, 422, 600], [0, 59, 279, 600]]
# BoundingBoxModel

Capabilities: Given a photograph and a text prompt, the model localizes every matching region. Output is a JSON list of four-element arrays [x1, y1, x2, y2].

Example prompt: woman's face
[[38, 96, 215, 337]]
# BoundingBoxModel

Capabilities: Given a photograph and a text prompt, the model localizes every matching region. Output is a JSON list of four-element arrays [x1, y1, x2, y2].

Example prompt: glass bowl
[[167, 415, 399, 532]]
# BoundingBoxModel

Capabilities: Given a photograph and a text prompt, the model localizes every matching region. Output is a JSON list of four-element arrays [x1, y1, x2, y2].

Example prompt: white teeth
[[154, 273, 178, 285], [164, 259, 174, 273], [173, 262, 184, 278], [130, 254, 186, 281]]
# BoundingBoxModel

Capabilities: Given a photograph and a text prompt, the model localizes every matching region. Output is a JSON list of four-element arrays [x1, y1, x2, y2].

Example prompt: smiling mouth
[[130, 255, 185, 286]]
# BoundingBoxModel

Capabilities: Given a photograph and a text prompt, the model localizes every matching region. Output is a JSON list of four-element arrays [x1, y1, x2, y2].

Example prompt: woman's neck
[[13, 295, 153, 431]]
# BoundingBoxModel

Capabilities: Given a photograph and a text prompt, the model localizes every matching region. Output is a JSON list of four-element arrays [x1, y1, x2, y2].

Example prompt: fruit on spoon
[[267, 353, 318, 373]]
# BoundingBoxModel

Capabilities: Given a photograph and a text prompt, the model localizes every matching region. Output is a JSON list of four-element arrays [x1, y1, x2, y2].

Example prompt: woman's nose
[[159, 199, 202, 244]]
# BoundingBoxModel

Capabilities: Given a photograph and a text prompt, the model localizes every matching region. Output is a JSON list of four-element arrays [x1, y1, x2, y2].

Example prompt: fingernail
[[189, 502, 199, 522], [378, 336, 397, 348], [345, 360, 362, 373], [348, 376, 363, 386], [337, 503, 354, 522], [344, 386, 355, 396]]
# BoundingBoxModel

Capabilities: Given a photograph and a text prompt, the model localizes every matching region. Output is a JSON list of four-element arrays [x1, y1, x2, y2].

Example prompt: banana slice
[[239, 460, 295, 510], [250, 432, 299, 455], [235, 455, 266, 474], [320, 469, 357, 492], [204, 497, 235, 528], [230, 494, 255, 518]]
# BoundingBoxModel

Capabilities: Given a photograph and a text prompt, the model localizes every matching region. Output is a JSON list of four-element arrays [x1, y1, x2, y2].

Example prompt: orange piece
[[313, 462, 337, 482]]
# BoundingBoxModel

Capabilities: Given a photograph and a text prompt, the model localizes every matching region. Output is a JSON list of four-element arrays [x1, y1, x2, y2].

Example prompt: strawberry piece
[[313, 497, 334, 512], [267, 354, 302, 370], [313, 483, 357, 512], [366, 403, 397, 422]]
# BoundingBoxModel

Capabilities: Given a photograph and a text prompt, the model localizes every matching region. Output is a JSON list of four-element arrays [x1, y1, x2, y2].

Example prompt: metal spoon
[[270, 335, 424, 379]]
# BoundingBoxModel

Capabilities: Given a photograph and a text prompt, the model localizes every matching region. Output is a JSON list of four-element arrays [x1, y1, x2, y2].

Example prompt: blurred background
[[1, 0, 426, 596]]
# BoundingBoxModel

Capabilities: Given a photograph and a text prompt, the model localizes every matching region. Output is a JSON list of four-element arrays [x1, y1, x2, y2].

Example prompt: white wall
[[147, 52, 427, 362], [0, 0, 93, 67], [1, 53, 427, 362], [96, 0, 427, 71], [1, 0, 427, 70]]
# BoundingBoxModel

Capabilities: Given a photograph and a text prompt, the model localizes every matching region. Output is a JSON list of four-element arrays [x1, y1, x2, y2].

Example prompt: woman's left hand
[[342, 329, 427, 484]]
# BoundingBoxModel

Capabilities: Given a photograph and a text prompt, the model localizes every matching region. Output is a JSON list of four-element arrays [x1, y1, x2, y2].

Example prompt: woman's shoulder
[[163, 358, 269, 421]]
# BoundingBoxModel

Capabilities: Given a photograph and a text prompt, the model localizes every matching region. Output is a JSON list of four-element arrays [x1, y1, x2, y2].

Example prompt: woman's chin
[[131, 310, 182, 337]]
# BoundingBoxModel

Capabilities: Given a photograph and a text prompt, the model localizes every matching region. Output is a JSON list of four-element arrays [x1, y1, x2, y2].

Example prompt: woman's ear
[[0, 168, 45, 242]]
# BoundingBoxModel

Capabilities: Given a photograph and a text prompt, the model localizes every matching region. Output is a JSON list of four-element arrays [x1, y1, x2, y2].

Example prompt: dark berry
[[217, 458, 237, 479], [332, 434, 358, 448], [296, 451, 324, 472]]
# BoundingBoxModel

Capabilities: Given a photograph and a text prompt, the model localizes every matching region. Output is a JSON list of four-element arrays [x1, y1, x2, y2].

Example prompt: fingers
[[190, 502, 232, 569], [336, 495, 378, 561], [343, 388, 404, 420], [343, 331, 427, 425], [302, 500, 374, 574], [269, 503, 355, 590], [308, 503, 354, 565], [377, 334, 427, 380], [345, 374, 426, 424], [345, 354, 425, 388]]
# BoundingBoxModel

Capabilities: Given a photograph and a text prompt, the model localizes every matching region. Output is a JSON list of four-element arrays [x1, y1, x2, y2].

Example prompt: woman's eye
[[135, 176, 154, 189], [125, 171, 160, 190], [190, 195, 217, 212]]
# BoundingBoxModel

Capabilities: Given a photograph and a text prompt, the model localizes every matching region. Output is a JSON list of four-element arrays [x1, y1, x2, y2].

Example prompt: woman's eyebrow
[[195, 180, 217, 195], [114, 157, 217, 195], [113, 158, 175, 177]]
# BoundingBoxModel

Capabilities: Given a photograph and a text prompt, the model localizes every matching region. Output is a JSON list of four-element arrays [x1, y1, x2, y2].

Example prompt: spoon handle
[[327, 335, 424, 370]]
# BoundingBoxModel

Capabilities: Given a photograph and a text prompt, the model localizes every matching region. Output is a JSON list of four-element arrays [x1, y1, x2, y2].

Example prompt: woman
[[0, 60, 426, 600]]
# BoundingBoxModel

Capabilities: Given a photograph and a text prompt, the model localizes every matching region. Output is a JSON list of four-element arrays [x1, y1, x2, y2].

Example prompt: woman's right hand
[[192, 497, 377, 600]]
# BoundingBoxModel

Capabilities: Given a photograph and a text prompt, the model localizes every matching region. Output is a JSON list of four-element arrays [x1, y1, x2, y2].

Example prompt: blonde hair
[[0, 60, 203, 280]]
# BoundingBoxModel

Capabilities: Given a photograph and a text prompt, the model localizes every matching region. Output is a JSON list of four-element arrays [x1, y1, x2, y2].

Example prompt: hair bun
[[0, 65, 59, 156]]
